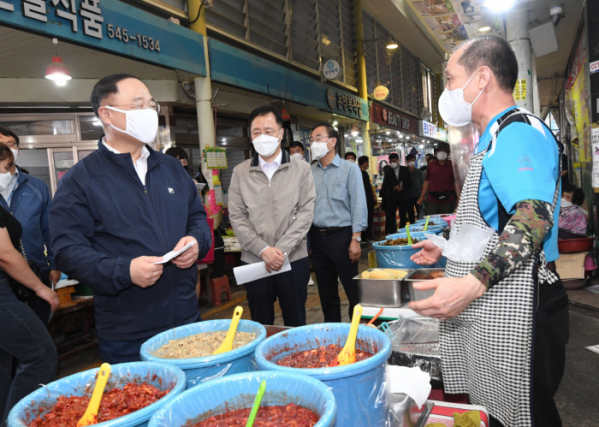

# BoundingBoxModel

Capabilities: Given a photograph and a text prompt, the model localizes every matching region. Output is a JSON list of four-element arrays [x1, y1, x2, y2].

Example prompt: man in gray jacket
[[228, 106, 316, 326]]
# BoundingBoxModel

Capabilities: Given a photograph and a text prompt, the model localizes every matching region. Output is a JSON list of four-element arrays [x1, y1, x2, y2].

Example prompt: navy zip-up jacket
[[0, 166, 55, 273], [49, 140, 212, 341]]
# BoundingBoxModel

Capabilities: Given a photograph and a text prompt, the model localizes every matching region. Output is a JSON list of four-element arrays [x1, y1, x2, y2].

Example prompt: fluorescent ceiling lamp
[[419, 144, 424, 148], [483, 0, 515, 12], [479, 25, 491, 32]]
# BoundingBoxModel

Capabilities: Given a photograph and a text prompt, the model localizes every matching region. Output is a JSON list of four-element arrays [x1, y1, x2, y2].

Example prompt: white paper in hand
[[154, 241, 197, 264], [233, 258, 292, 285]]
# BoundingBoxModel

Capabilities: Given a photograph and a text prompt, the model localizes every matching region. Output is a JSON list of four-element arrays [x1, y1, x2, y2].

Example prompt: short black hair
[[389, 153, 399, 161], [90, 74, 138, 117], [406, 154, 416, 161], [458, 35, 518, 92], [427, 156, 437, 163], [562, 183, 573, 194], [0, 126, 19, 146], [358, 155, 369, 166], [572, 188, 585, 206], [165, 146, 188, 160], [310, 123, 339, 140], [248, 106, 284, 129], [435, 142, 450, 153], [345, 152, 357, 160], [289, 140, 304, 151], [424, 153, 433, 160]]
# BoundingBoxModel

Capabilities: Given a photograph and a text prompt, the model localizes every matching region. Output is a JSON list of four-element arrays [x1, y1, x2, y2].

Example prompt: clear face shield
[[448, 124, 480, 199]]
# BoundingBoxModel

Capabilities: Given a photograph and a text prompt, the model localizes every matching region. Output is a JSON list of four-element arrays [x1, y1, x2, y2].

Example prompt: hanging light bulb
[[45, 39, 71, 86], [386, 36, 399, 50]]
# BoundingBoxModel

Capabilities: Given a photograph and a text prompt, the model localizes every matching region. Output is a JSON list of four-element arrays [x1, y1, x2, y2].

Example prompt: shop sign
[[590, 60, 599, 75], [371, 101, 418, 134], [322, 59, 342, 80], [419, 120, 448, 142], [0, 0, 206, 75], [326, 87, 363, 117], [373, 85, 389, 101]]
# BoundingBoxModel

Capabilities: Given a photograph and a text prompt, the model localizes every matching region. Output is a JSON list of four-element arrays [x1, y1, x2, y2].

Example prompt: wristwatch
[[352, 236, 362, 242]]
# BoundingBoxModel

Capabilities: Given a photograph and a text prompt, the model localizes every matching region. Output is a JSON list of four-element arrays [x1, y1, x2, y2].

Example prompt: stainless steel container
[[353, 269, 411, 307], [404, 268, 445, 302]]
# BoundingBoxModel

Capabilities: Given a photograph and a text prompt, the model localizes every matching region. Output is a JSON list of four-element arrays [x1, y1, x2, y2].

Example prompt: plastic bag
[[140, 320, 266, 389], [384, 318, 442, 383], [148, 371, 336, 427], [255, 323, 392, 427], [8, 362, 186, 427], [424, 224, 495, 263]]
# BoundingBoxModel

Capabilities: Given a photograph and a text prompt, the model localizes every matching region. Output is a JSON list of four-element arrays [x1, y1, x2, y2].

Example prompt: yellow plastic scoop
[[213, 306, 243, 355], [76, 363, 111, 427], [334, 304, 363, 367]]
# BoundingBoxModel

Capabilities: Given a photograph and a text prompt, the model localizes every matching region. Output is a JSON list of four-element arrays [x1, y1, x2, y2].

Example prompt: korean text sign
[[0, 0, 206, 75]]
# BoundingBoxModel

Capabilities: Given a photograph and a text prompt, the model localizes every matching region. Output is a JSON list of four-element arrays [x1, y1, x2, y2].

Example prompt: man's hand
[[49, 270, 62, 287], [394, 185, 403, 192], [131, 256, 164, 288], [172, 236, 199, 269], [36, 285, 60, 312], [408, 274, 486, 320], [417, 196, 424, 205], [349, 240, 361, 263], [261, 247, 285, 273], [410, 240, 443, 265]]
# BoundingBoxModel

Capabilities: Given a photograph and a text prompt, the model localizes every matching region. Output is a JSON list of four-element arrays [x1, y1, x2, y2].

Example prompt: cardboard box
[[555, 252, 588, 280], [56, 285, 76, 296]]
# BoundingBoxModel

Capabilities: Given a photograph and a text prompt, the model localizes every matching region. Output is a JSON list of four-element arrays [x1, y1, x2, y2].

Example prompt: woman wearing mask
[[0, 145, 59, 422]]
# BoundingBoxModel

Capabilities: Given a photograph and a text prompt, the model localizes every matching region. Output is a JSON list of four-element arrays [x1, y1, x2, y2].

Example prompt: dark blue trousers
[[309, 226, 360, 323], [97, 337, 148, 364], [243, 257, 309, 327]]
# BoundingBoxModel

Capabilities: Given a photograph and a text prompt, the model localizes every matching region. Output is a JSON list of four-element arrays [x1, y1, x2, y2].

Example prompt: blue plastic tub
[[255, 323, 392, 427], [374, 231, 431, 269], [140, 320, 266, 389], [8, 362, 186, 427], [390, 225, 444, 236], [148, 371, 336, 427]]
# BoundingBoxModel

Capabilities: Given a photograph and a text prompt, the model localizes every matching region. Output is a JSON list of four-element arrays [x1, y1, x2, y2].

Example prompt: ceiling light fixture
[[479, 25, 491, 32], [386, 36, 399, 50], [333, 120, 338, 126], [483, 0, 516, 12], [45, 38, 71, 86]]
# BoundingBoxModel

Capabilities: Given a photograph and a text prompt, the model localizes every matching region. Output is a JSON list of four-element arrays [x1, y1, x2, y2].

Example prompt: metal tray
[[353, 268, 412, 308], [404, 268, 445, 302]]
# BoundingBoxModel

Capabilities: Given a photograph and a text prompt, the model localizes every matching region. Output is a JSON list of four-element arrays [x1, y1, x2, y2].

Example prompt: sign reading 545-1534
[[107, 24, 161, 52]]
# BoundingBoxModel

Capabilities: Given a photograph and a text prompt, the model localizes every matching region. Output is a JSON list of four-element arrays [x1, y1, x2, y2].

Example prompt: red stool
[[210, 276, 231, 306]]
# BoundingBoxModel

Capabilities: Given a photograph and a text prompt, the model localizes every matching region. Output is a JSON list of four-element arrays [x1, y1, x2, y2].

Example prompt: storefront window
[[53, 151, 74, 184], [344, 130, 363, 157], [0, 119, 74, 136], [79, 116, 105, 141], [18, 148, 51, 190]]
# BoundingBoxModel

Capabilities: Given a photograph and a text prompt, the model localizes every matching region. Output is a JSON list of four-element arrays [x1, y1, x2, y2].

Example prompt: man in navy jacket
[[0, 127, 60, 325], [49, 74, 212, 363]]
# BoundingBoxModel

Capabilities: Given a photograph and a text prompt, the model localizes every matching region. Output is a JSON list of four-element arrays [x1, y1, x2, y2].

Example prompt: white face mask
[[561, 198, 573, 208], [347, 158, 356, 164], [291, 152, 304, 160], [0, 171, 13, 190], [408, 162, 416, 167], [437, 152, 448, 161], [390, 162, 399, 169], [105, 106, 159, 144], [10, 148, 18, 164], [438, 68, 486, 127], [311, 140, 331, 161], [252, 131, 281, 158]]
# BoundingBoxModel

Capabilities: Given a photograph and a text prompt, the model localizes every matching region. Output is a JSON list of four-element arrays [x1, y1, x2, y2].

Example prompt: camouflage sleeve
[[471, 199, 553, 289]]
